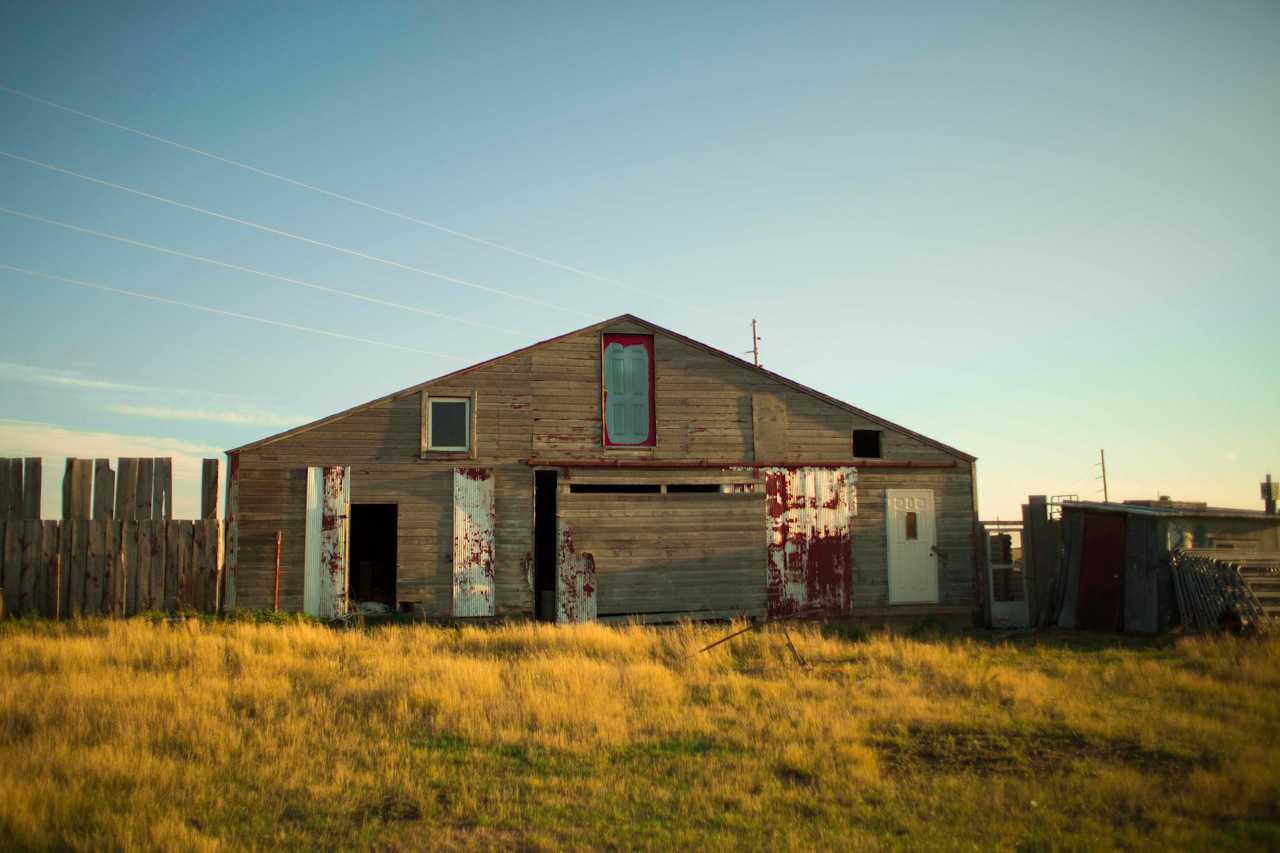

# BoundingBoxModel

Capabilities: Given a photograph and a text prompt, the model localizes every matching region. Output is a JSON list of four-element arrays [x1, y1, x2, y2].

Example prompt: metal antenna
[[751, 319, 761, 367]]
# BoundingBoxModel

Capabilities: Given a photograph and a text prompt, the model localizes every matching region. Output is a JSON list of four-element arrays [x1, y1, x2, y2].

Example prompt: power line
[[0, 149, 595, 318], [0, 206, 526, 338], [0, 263, 468, 360], [0, 83, 680, 306]]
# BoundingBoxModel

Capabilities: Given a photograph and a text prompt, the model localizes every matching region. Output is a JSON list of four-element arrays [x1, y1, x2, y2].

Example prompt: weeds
[[0, 619, 1276, 849]]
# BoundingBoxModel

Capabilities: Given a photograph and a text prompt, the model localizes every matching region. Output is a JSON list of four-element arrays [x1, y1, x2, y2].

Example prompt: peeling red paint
[[765, 467, 857, 619], [453, 467, 496, 616], [556, 525, 596, 623], [457, 467, 492, 482]]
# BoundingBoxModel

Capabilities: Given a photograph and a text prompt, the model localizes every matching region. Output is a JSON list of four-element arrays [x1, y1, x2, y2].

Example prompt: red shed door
[[1077, 512, 1125, 631]]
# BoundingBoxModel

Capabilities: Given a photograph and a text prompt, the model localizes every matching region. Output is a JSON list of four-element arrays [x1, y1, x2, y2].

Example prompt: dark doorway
[[349, 504, 397, 608], [1078, 512, 1125, 631], [534, 471, 558, 620]]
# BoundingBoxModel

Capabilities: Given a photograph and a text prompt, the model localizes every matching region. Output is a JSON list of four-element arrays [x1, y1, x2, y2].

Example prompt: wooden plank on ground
[[201, 459, 219, 519], [123, 521, 140, 616], [23, 458, 41, 519], [135, 458, 154, 521], [6, 459, 23, 523], [154, 459, 173, 521], [20, 519, 41, 616], [165, 520, 181, 612], [115, 459, 138, 522], [85, 521, 106, 616], [40, 520, 59, 618], [93, 459, 116, 520]]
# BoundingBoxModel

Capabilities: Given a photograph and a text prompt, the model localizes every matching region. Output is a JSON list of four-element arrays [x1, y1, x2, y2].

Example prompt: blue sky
[[1, 1, 1277, 519]]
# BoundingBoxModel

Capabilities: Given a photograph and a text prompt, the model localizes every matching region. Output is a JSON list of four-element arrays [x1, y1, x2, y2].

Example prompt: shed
[[1056, 499, 1280, 633], [223, 314, 980, 625]]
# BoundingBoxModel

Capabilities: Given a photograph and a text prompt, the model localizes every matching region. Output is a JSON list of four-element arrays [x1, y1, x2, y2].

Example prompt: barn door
[[765, 467, 856, 618], [303, 466, 351, 618], [1077, 512, 1125, 630], [452, 468, 496, 617], [887, 489, 939, 604]]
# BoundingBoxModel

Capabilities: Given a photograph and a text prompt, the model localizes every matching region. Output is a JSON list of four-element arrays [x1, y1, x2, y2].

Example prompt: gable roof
[[229, 313, 976, 461]]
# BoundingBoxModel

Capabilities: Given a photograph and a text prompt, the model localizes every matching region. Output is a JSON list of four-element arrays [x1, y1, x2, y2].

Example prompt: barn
[[222, 315, 980, 625]]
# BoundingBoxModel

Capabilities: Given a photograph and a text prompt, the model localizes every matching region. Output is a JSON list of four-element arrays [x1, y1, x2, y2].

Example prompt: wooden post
[[152, 522, 168, 613], [273, 531, 283, 611], [2, 522, 19, 618], [85, 521, 106, 616], [164, 520, 180, 612], [176, 521, 193, 611], [191, 520, 207, 611], [0, 463, 10, 522], [115, 459, 138, 522], [6, 459, 22, 522], [20, 520, 41, 616], [201, 459, 219, 519], [93, 459, 116, 520], [123, 521, 140, 616], [135, 458, 154, 522], [205, 520, 221, 613], [106, 521, 125, 616], [154, 459, 173, 521], [40, 520, 59, 618], [22, 458, 40, 519]]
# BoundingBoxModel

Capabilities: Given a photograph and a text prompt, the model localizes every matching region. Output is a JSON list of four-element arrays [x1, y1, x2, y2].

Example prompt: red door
[[1077, 513, 1125, 631]]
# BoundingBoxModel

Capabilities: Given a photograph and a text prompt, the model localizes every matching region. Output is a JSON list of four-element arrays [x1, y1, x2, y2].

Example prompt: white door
[[303, 466, 351, 618], [887, 489, 939, 604]]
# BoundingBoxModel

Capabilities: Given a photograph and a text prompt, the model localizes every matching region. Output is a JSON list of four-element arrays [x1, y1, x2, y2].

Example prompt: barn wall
[[232, 322, 977, 619]]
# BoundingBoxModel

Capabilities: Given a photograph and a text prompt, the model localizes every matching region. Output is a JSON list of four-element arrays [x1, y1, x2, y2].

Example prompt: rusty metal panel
[[556, 520, 596, 623], [765, 466, 857, 618], [452, 468, 496, 617], [304, 465, 350, 619]]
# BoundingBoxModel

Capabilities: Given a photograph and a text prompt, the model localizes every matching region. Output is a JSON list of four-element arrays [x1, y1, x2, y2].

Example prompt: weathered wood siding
[[232, 322, 977, 619]]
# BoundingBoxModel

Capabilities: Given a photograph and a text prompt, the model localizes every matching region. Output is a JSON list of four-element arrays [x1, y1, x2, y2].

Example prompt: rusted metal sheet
[[222, 452, 239, 609], [304, 465, 350, 619], [452, 467, 496, 617], [556, 521, 596, 623], [765, 467, 857, 618]]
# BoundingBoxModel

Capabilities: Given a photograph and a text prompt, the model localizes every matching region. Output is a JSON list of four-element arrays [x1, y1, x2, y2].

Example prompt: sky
[[1, 1, 1277, 520]]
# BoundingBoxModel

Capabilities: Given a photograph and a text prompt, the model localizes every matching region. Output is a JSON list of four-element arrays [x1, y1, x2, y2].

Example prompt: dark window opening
[[905, 511, 918, 540], [854, 429, 882, 458], [665, 483, 721, 493], [534, 471, 558, 621], [349, 504, 397, 608], [429, 399, 469, 450], [568, 483, 661, 494]]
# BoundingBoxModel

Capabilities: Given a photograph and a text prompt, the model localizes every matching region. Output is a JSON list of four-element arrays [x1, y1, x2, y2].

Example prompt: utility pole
[[1098, 449, 1109, 503], [751, 319, 761, 368]]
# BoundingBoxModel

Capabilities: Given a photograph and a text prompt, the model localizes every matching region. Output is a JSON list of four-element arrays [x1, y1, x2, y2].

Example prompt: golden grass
[[1, 618, 1278, 850]]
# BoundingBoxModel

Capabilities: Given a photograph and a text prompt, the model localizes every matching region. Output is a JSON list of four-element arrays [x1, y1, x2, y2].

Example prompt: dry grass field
[[0, 617, 1277, 851]]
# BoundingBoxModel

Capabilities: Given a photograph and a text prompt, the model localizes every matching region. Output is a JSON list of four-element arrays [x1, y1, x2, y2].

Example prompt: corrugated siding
[[452, 467, 496, 617], [765, 467, 856, 618]]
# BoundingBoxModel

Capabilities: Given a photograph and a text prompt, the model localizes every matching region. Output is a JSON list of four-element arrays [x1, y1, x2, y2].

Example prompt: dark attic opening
[[534, 470, 559, 620], [349, 504, 398, 609]]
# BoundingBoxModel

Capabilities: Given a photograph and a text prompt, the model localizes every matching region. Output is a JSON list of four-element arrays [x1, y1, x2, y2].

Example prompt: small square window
[[853, 429, 882, 458], [905, 511, 918, 540], [428, 398, 470, 451]]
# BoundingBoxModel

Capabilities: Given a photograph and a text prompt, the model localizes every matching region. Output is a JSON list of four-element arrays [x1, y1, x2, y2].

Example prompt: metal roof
[[1061, 500, 1279, 521]]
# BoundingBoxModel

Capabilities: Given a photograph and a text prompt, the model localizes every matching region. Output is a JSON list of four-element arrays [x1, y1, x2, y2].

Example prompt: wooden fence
[[0, 456, 223, 619]]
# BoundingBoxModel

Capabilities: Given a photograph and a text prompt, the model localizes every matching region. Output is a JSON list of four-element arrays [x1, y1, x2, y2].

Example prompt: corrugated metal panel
[[556, 520, 596, 623], [765, 467, 857, 618], [452, 467, 496, 617], [304, 465, 350, 619]]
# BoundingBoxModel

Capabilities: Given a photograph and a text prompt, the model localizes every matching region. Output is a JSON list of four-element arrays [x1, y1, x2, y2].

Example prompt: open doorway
[[534, 471, 558, 620], [349, 504, 397, 608]]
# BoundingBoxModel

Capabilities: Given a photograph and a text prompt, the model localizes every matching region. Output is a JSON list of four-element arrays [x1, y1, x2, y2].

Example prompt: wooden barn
[[222, 315, 980, 625]]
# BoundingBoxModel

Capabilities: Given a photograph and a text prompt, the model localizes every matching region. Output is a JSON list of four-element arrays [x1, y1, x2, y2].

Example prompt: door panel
[[303, 465, 350, 618], [1077, 512, 1125, 631], [452, 468, 496, 617], [765, 467, 856, 618], [887, 489, 939, 604]]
